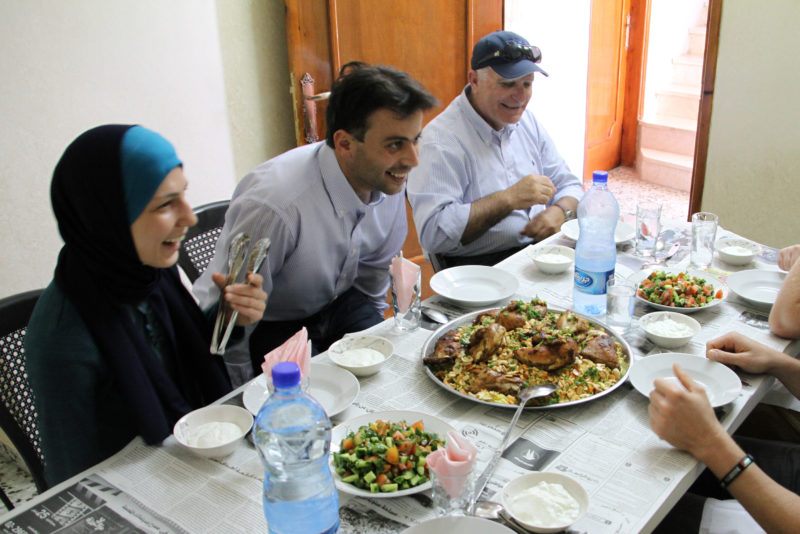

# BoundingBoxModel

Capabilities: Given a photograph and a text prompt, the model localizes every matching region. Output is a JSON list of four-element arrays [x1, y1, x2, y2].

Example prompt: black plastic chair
[[0, 289, 48, 510], [178, 200, 229, 283]]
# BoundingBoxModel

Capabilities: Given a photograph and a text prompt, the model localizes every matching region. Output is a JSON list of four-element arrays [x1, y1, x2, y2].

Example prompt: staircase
[[636, 3, 708, 192]]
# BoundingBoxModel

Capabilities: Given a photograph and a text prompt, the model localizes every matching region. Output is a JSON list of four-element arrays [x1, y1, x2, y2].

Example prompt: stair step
[[637, 148, 693, 193], [673, 54, 704, 86], [688, 26, 707, 55], [639, 119, 697, 157], [655, 84, 700, 121]]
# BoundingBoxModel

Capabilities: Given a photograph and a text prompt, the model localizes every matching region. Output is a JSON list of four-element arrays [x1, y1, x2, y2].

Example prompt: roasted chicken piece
[[514, 337, 578, 370], [472, 310, 498, 326], [495, 309, 527, 331], [556, 311, 592, 336], [467, 324, 506, 362], [580, 334, 619, 369], [466, 367, 523, 396], [423, 329, 464, 366]]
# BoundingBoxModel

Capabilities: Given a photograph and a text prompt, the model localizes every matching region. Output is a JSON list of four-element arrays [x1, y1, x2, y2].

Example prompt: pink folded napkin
[[389, 253, 420, 313], [261, 327, 311, 379], [427, 431, 477, 497]]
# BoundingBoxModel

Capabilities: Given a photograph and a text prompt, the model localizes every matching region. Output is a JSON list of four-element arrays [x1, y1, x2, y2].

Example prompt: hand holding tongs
[[210, 234, 271, 354]]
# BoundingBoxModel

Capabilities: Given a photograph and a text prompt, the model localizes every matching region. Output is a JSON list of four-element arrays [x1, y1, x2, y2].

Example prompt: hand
[[648, 363, 727, 458], [778, 244, 800, 271], [212, 272, 267, 326], [519, 206, 563, 241], [706, 331, 786, 375], [504, 174, 556, 211]]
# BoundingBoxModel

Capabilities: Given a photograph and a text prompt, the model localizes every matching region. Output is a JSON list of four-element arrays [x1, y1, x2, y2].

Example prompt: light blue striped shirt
[[194, 142, 407, 320], [407, 86, 584, 257]]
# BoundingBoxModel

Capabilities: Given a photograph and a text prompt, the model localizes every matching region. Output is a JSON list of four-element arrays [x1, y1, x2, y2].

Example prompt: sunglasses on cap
[[475, 42, 542, 69]]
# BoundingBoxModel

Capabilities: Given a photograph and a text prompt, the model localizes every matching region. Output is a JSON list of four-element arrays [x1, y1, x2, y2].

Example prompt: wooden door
[[583, 0, 630, 183], [284, 0, 503, 303]]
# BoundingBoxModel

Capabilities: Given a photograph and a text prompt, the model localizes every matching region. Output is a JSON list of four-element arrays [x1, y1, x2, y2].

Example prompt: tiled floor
[[0, 166, 690, 513], [608, 165, 690, 223]]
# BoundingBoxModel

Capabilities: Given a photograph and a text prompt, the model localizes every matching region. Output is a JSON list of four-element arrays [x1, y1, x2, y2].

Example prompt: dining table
[[2, 219, 797, 534]]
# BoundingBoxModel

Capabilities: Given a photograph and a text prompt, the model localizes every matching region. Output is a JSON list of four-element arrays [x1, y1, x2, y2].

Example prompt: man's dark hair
[[325, 65, 438, 148]]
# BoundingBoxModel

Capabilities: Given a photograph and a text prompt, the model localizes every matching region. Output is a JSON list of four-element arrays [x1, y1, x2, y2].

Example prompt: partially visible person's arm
[[707, 331, 800, 398], [649, 364, 800, 534], [770, 244, 800, 338], [463, 174, 555, 245], [211, 272, 267, 326]]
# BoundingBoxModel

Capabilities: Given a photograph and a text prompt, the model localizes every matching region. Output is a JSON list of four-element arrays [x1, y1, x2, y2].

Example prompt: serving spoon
[[473, 501, 528, 534], [421, 306, 449, 324], [468, 383, 559, 514]]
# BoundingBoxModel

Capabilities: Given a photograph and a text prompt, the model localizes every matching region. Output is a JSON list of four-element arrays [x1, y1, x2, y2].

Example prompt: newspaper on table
[[2, 225, 793, 534]]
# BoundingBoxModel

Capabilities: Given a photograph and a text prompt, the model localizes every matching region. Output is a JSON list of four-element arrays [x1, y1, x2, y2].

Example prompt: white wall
[[506, 0, 591, 178], [702, 0, 800, 248], [0, 0, 296, 299]]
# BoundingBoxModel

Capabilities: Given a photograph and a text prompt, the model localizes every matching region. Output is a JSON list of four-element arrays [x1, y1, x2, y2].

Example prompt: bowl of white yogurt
[[640, 311, 701, 349], [327, 334, 393, 377], [173, 404, 253, 458], [528, 245, 575, 274], [716, 238, 759, 266], [501, 472, 589, 533]]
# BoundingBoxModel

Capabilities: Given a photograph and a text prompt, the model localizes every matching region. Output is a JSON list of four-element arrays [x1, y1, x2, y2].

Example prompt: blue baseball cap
[[471, 30, 548, 78]]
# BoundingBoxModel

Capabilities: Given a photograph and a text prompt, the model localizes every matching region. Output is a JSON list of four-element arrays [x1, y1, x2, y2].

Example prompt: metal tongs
[[210, 233, 271, 354]]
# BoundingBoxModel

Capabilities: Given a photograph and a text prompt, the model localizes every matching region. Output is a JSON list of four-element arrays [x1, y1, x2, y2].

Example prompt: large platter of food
[[631, 269, 727, 313], [330, 410, 454, 498], [421, 299, 632, 409]]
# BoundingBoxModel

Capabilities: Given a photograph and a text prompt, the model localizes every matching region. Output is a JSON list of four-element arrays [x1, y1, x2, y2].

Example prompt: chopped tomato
[[341, 437, 354, 451], [385, 445, 399, 465], [715, 289, 723, 299], [376, 473, 390, 487], [411, 420, 425, 432]]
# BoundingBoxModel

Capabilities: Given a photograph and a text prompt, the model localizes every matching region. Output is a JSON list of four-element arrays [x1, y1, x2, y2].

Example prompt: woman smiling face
[[130, 167, 198, 268]]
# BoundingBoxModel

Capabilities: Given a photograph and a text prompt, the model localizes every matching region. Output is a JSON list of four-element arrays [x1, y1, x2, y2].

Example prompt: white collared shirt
[[407, 86, 584, 257], [193, 142, 407, 320]]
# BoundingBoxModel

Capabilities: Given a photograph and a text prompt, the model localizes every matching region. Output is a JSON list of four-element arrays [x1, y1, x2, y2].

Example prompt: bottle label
[[574, 267, 614, 295]]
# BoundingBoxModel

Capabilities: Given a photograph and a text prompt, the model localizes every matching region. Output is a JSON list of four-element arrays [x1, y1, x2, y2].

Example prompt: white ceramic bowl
[[327, 335, 393, 377], [640, 311, 701, 349], [716, 238, 759, 265], [501, 472, 589, 533], [173, 404, 253, 458], [528, 245, 575, 274]]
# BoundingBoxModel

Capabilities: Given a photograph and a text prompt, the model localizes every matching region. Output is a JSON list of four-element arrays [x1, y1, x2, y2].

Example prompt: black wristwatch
[[555, 204, 576, 221]]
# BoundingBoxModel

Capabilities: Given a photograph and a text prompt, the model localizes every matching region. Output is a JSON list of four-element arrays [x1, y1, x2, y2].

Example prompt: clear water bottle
[[573, 170, 620, 316], [253, 362, 339, 534]]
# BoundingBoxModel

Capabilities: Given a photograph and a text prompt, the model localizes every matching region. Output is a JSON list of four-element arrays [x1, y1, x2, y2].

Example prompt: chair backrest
[[0, 289, 48, 494], [178, 200, 230, 283]]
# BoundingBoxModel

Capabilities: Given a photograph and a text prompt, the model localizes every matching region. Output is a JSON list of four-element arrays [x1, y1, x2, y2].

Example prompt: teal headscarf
[[120, 126, 182, 224]]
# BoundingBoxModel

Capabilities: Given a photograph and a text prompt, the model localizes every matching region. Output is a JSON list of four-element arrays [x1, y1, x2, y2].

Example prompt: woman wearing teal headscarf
[[25, 125, 267, 485]]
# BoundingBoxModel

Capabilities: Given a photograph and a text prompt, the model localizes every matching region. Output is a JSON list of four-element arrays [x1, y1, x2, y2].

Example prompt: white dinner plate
[[401, 516, 515, 534], [630, 353, 741, 407], [242, 362, 359, 417], [429, 265, 518, 307], [330, 410, 455, 499], [560, 218, 636, 244], [727, 269, 786, 310], [630, 268, 728, 313]]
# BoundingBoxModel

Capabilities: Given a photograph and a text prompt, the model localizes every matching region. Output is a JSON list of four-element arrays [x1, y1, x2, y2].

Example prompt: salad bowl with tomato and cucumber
[[632, 269, 728, 313], [330, 410, 455, 498]]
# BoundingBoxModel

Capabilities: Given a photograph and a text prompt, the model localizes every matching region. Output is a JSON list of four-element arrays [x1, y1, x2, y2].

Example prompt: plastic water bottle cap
[[271, 361, 301, 389], [592, 170, 608, 184]]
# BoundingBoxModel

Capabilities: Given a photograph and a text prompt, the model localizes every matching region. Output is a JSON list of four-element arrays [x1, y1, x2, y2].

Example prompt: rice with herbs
[[429, 299, 627, 406]]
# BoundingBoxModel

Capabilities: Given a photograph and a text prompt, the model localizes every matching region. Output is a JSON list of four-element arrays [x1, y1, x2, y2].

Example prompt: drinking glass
[[635, 201, 662, 257], [606, 277, 636, 331], [431, 469, 474, 517], [690, 212, 719, 269], [390, 269, 422, 331]]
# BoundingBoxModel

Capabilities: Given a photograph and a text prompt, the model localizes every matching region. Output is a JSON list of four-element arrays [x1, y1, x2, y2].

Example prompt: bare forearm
[[695, 435, 800, 534], [770, 353, 800, 399], [770, 259, 800, 338], [461, 190, 513, 245]]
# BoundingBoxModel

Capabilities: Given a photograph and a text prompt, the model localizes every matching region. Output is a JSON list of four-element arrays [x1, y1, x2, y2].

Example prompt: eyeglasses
[[475, 42, 542, 69]]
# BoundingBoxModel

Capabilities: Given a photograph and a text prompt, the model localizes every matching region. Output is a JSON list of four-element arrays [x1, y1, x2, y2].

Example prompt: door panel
[[285, 0, 503, 301], [584, 0, 629, 183]]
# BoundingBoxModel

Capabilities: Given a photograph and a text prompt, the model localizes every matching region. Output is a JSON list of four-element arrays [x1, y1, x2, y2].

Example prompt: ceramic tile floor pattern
[[0, 166, 689, 514]]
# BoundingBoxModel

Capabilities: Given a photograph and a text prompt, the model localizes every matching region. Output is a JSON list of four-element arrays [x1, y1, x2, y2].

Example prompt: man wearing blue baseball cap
[[408, 30, 584, 268]]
